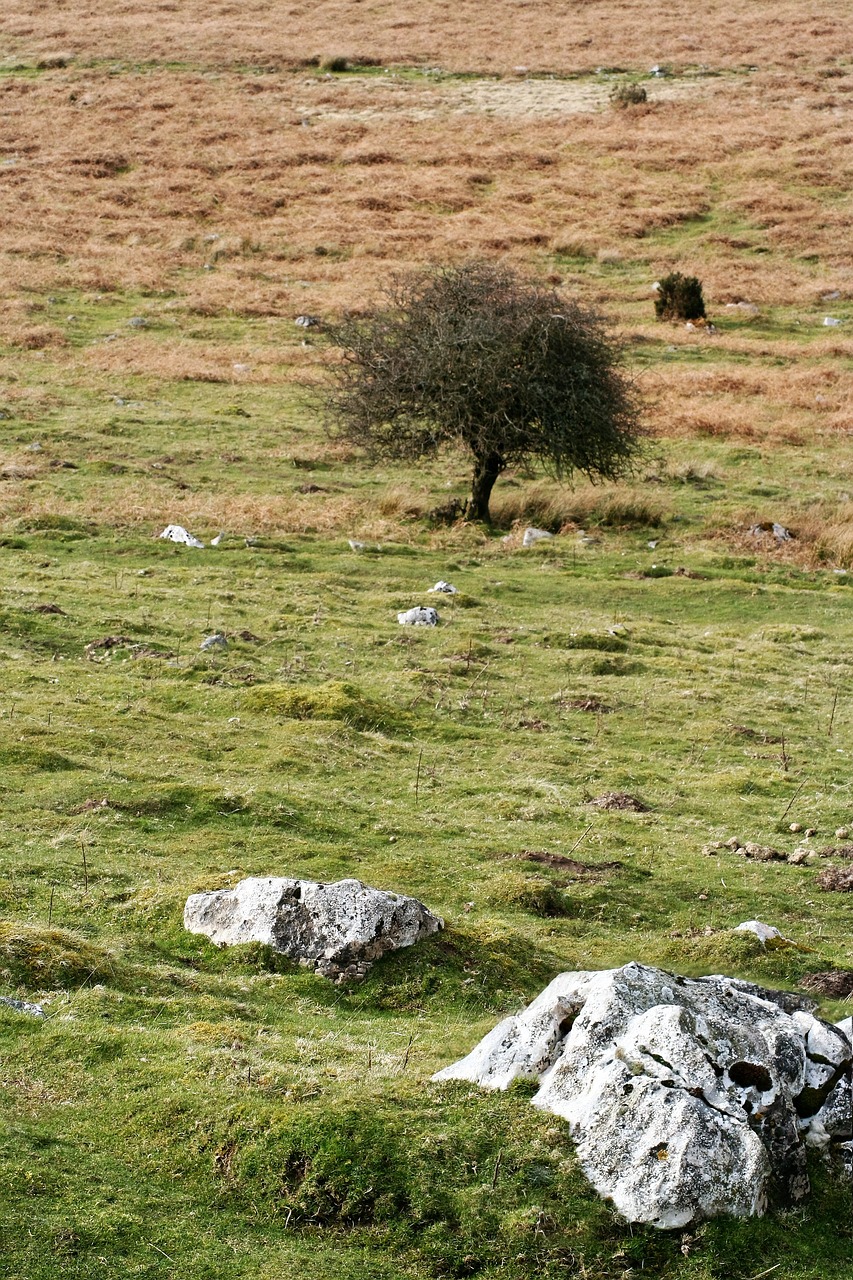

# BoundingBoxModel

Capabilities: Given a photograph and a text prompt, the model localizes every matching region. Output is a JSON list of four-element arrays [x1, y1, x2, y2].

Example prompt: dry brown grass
[[491, 481, 668, 531], [2, 1, 848, 76], [0, 6, 851, 547], [1, 64, 850, 326]]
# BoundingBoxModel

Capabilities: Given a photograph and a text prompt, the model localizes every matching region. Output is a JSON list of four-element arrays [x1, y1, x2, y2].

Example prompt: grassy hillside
[[0, 10, 851, 1279]]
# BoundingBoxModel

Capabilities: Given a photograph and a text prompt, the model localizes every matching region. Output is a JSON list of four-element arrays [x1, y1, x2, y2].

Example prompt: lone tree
[[325, 261, 643, 523]]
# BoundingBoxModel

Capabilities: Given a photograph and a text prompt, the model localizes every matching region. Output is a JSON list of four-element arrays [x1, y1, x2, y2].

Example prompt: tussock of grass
[[563, 632, 629, 653], [0, 922, 116, 991], [0, 744, 81, 772], [244, 680, 401, 732], [491, 482, 667, 530], [488, 871, 573, 918]]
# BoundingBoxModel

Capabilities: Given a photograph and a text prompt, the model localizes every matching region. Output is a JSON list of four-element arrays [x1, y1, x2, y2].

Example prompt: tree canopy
[[325, 261, 644, 522]]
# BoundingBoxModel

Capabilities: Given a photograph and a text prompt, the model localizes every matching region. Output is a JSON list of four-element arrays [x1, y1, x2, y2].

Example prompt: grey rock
[[397, 606, 439, 626], [432, 962, 851, 1228], [159, 524, 204, 549], [0, 995, 45, 1018], [185, 875, 443, 981], [522, 526, 554, 547], [734, 920, 795, 949], [200, 632, 227, 651], [428, 581, 458, 594]]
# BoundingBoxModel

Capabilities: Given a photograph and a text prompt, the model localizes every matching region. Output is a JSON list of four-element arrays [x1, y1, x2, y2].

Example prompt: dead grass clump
[[12, 326, 67, 350], [590, 791, 649, 812], [553, 694, 612, 714], [491, 483, 666, 531]]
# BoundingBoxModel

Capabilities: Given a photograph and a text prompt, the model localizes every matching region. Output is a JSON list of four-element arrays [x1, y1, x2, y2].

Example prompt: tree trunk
[[465, 451, 506, 523]]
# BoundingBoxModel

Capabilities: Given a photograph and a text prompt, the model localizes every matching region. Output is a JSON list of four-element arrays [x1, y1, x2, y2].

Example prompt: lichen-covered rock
[[433, 963, 851, 1228], [184, 876, 442, 981]]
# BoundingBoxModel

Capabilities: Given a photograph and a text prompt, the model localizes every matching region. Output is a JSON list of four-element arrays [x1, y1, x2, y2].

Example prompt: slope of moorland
[[0, 9, 851, 1280]]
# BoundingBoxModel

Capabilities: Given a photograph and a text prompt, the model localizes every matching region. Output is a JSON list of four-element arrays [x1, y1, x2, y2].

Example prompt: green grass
[[1, 289, 852, 1279]]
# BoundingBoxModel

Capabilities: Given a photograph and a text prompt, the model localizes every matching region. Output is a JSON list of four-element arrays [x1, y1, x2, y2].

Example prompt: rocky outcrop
[[184, 876, 442, 981], [433, 962, 851, 1228]]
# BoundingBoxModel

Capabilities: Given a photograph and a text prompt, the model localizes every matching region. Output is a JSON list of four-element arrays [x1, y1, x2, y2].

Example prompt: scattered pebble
[[835, 827, 849, 839], [789, 822, 802, 832]]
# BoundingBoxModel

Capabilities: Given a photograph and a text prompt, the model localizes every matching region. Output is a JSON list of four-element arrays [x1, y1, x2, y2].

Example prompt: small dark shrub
[[318, 55, 349, 72], [654, 272, 706, 322], [610, 81, 647, 107]]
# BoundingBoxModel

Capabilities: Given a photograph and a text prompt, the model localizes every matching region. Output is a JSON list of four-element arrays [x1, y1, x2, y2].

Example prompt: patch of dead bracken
[[519, 849, 624, 875], [816, 844, 853, 859], [84, 635, 136, 654], [559, 695, 612, 713], [29, 603, 66, 615], [817, 866, 853, 892], [799, 970, 853, 999], [728, 725, 783, 744], [590, 791, 649, 812], [69, 797, 114, 815]]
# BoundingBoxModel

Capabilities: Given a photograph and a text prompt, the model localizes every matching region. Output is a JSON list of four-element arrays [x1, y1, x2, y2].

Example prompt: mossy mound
[[488, 872, 573, 919], [660, 929, 830, 987], [0, 921, 117, 991], [245, 680, 400, 731]]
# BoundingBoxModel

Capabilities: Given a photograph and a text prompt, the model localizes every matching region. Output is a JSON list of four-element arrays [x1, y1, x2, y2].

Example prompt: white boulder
[[522, 527, 554, 547], [159, 524, 204, 548], [184, 876, 443, 981], [428, 581, 458, 594], [433, 963, 851, 1228], [398, 606, 439, 626], [734, 919, 798, 948]]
